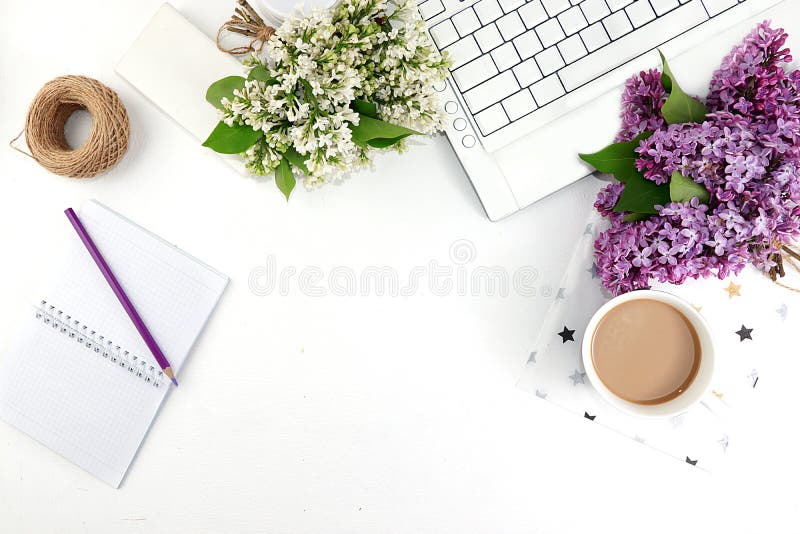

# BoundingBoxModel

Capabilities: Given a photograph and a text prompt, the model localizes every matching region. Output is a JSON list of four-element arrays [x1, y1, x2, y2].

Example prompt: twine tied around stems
[[216, 0, 276, 56], [768, 244, 800, 293]]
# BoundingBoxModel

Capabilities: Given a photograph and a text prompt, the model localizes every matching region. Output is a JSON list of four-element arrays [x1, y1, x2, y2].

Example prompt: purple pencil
[[64, 208, 179, 387]]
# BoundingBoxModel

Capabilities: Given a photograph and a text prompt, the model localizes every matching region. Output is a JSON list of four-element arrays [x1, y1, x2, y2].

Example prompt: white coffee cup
[[253, 0, 338, 23], [581, 290, 715, 419]]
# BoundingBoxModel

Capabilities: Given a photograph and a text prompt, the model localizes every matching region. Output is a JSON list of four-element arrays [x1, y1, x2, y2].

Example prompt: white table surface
[[1, 1, 798, 532]]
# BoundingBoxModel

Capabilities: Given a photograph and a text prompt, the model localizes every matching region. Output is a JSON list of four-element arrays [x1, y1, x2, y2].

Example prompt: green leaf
[[351, 99, 379, 119], [282, 147, 309, 174], [247, 65, 271, 82], [275, 157, 296, 201], [658, 51, 708, 124], [202, 121, 262, 154], [623, 212, 650, 222], [613, 170, 671, 215], [206, 76, 245, 110], [669, 170, 710, 203], [660, 68, 672, 93], [349, 114, 420, 148], [579, 131, 652, 183]]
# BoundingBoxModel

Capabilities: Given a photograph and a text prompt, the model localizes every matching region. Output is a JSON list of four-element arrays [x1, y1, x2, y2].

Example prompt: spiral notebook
[[0, 200, 228, 487]]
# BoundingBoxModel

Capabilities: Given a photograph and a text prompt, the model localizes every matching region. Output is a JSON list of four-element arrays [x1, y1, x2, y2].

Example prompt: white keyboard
[[422, 0, 745, 146]]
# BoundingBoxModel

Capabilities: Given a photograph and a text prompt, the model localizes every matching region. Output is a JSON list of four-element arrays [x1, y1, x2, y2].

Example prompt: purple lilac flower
[[594, 182, 625, 216], [706, 22, 792, 116], [594, 21, 800, 295], [615, 69, 668, 142]]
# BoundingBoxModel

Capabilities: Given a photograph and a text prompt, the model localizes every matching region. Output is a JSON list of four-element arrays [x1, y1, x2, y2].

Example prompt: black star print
[[558, 326, 576, 343], [583, 412, 596, 421], [685, 457, 698, 466], [735, 325, 753, 342]]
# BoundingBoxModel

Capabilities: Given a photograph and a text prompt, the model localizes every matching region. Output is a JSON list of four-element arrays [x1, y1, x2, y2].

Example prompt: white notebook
[[0, 200, 228, 487], [115, 3, 247, 174]]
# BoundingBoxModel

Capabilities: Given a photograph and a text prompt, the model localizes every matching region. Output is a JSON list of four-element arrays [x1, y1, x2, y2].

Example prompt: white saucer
[[253, 0, 338, 22]]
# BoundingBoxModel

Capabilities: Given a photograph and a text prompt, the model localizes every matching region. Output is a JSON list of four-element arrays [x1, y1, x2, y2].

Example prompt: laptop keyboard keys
[[603, 11, 633, 39], [534, 46, 565, 75], [496, 12, 526, 39], [463, 71, 520, 112], [580, 0, 610, 23], [558, 34, 588, 63], [513, 30, 544, 59], [518, 0, 549, 28], [625, 0, 656, 27], [453, 8, 481, 35], [474, 103, 510, 134], [512, 57, 543, 86], [431, 0, 735, 146], [579, 22, 610, 51], [606, 0, 633, 11], [491, 42, 522, 70], [502, 90, 537, 120], [418, 0, 445, 19], [560, 0, 707, 90], [474, 0, 504, 23], [649, 0, 679, 14], [703, 0, 737, 15], [499, 0, 526, 13], [530, 75, 565, 105], [429, 20, 459, 48], [443, 36, 481, 69], [542, 0, 571, 16], [557, 6, 587, 35], [535, 18, 565, 47], [453, 55, 498, 90], [475, 24, 504, 51]]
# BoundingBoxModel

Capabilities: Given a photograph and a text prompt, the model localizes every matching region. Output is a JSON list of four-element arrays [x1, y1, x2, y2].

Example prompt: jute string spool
[[10, 75, 130, 178]]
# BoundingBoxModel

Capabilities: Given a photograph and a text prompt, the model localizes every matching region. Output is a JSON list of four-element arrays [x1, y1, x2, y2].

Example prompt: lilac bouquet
[[580, 22, 800, 296]]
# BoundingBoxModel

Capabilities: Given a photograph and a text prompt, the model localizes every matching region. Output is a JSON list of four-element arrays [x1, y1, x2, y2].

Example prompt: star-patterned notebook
[[518, 210, 797, 472]]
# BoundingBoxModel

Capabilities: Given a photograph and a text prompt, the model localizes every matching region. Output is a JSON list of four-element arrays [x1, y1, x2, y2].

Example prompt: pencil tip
[[163, 367, 178, 387]]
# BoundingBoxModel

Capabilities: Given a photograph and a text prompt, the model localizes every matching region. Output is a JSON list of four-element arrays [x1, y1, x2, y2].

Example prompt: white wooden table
[[0, 1, 796, 532]]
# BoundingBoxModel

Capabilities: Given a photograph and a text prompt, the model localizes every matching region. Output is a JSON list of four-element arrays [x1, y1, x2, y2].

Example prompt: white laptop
[[118, 1, 793, 221], [426, 0, 792, 219]]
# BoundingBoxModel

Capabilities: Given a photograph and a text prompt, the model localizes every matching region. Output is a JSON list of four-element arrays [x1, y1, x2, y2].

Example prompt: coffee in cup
[[590, 298, 701, 405], [581, 291, 715, 418]]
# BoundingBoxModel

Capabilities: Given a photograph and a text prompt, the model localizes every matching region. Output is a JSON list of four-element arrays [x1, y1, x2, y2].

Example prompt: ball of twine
[[13, 75, 130, 178]]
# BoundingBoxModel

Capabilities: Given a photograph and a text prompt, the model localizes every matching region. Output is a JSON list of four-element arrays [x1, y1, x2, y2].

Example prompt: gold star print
[[712, 390, 724, 399], [692, 304, 703, 313], [725, 281, 741, 298]]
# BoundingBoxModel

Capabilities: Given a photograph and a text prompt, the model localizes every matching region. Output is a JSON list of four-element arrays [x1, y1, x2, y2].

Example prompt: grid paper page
[[0, 200, 228, 487]]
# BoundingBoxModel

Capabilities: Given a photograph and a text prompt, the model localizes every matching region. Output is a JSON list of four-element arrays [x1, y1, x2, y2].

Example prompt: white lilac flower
[[217, 0, 450, 188]]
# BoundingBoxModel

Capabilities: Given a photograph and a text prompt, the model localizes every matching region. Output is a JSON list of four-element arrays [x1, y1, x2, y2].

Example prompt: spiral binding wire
[[35, 300, 164, 388]]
